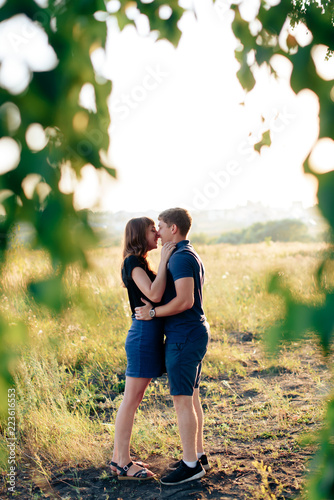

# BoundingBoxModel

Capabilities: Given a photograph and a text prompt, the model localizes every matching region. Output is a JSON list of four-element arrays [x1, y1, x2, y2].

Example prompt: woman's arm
[[131, 242, 175, 302], [135, 277, 194, 320]]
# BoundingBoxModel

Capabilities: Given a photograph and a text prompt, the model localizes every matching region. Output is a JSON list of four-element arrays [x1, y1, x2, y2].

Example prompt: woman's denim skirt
[[125, 317, 165, 378]]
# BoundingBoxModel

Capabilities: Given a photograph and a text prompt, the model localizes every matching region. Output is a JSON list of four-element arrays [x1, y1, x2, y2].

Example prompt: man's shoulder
[[174, 244, 202, 260], [170, 246, 194, 263], [172, 242, 195, 256], [169, 247, 202, 275]]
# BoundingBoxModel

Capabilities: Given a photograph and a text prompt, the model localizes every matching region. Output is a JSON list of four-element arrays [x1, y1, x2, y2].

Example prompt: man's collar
[[175, 239, 189, 250]]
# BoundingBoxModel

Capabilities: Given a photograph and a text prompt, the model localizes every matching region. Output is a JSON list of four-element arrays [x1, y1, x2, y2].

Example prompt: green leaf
[[0, 317, 26, 414], [313, 293, 334, 354], [236, 63, 256, 92], [102, 165, 117, 178], [317, 171, 334, 230], [254, 130, 271, 152], [28, 276, 66, 312]]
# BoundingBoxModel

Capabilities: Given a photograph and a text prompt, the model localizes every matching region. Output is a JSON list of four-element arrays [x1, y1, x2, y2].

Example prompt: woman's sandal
[[109, 461, 118, 476], [116, 461, 155, 481], [109, 460, 150, 476]]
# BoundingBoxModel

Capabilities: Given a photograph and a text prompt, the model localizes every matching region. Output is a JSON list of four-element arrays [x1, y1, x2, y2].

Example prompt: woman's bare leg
[[111, 376, 153, 476]]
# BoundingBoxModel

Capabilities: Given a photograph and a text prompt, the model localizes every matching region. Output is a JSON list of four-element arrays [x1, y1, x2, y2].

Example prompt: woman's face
[[146, 224, 158, 251]]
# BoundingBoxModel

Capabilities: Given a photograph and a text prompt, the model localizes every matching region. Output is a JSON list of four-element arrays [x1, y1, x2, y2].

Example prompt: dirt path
[[2, 332, 329, 499]]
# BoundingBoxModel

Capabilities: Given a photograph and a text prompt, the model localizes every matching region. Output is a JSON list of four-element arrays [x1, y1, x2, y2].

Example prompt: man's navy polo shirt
[[163, 240, 207, 343]]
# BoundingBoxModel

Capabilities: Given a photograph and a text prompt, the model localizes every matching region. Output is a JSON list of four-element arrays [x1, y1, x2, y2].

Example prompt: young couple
[[110, 207, 210, 486]]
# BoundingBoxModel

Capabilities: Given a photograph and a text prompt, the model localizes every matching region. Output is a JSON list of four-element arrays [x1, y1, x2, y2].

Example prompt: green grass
[[0, 241, 332, 494]]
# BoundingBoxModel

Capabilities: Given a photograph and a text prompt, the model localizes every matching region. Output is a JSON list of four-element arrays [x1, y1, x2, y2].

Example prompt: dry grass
[[0, 241, 332, 494]]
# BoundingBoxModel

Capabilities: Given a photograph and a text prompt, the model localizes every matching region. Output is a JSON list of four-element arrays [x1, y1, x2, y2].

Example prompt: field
[[0, 241, 332, 499]]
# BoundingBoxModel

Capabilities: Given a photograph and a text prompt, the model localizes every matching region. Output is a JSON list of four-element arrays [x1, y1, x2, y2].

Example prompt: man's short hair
[[159, 208, 192, 236]]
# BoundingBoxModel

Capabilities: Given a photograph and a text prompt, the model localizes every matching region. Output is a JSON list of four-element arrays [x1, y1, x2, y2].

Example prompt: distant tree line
[[4, 215, 328, 248], [191, 219, 328, 245]]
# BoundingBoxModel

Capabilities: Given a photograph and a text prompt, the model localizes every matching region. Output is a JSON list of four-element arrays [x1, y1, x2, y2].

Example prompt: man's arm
[[135, 277, 194, 320]]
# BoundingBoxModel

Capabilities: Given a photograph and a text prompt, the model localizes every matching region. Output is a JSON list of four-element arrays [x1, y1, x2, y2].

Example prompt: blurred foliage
[[0, 0, 184, 415], [229, 1, 334, 497], [0, 0, 333, 493], [0, 318, 26, 414]]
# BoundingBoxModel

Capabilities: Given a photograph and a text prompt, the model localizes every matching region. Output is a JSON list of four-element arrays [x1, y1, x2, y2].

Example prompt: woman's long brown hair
[[122, 217, 155, 263]]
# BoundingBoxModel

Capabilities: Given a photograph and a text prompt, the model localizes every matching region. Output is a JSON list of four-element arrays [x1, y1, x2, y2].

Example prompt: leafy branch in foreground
[[0, 0, 184, 410], [228, 1, 334, 497]]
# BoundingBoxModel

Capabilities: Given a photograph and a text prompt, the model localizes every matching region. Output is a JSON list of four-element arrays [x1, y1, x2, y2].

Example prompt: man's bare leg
[[173, 395, 198, 463], [193, 388, 204, 455], [160, 394, 205, 485]]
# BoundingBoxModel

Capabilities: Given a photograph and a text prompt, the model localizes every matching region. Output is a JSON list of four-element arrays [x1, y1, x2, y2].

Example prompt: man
[[135, 207, 210, 486]]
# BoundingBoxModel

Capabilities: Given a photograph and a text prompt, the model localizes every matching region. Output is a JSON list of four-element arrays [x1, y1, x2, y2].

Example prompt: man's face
[[157, 219, 173, 245]]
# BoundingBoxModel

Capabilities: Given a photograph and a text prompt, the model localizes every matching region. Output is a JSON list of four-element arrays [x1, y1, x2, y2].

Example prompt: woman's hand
[[135, 299, 153, 321], [160, 241, 176, 264]]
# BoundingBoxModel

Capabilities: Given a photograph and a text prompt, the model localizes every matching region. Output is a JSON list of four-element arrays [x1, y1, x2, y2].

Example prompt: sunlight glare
[[159, 5, 173, 20], [34, 0, 48, 6], [25, 123, 48, 151], [0, 58, 30, 94], [73, 165, 100, 210], [125, 3, 140, 21], [239, 0, 260, 22], [36, 182, 52, 203], [59, 164, 77, 195], [312, 45, 334, 81], [79, 83, 97, 113], [22, 174, 42, 199], [0, 14, 58, 94], [309, 138, 334, 174], [290, 22, 313, 47], [270, 54, 293, 79], [0, 102, 21, 133], [135, 14, 151, 37], [0, 190, 15, 212], [0, 137, 20, 174], [106, 1, 121, 13]]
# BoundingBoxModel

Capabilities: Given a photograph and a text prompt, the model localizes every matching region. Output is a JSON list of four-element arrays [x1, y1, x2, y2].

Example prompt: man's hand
[[135, 299, 153, 321]]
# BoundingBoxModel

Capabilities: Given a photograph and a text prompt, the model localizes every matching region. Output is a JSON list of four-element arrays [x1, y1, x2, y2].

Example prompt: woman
[[110, 217, 175, 480]]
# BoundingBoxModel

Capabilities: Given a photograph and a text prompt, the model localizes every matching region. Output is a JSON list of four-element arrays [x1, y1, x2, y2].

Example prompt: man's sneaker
[[168, 454, 210, 471], [160, 460, 205, 485]]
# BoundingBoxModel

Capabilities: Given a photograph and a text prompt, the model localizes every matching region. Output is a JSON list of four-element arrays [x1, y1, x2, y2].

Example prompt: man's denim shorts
[[165, 328, 209, 396]]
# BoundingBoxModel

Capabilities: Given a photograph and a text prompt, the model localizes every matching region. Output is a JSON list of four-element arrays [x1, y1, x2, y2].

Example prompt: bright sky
[[1, 0, 334, 214], [98, 0, 325, 213]]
